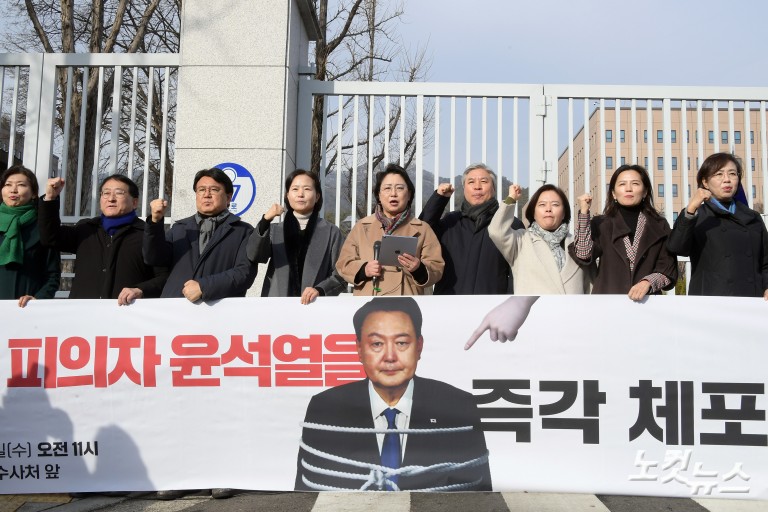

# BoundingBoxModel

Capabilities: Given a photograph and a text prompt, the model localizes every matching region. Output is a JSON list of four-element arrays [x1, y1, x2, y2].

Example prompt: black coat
[[0, 221, 60, 300], [295, 376, 492, 491], [667, 201, 768, 297], [37, 198, 167, 299], [571, 211, 678, 294], [143, 214, 257, 300], [419, 192, 523, 294]]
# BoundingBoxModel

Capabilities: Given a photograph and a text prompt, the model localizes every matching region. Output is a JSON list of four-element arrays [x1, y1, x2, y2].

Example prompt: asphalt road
[[6, 492, 766, 512]]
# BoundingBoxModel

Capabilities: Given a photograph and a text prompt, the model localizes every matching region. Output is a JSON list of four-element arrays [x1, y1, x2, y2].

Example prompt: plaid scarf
[[375, 203, 411, 235]]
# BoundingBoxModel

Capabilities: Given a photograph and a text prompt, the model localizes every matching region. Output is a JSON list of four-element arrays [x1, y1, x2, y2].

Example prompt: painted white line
[[501, 492, 612, 512], [312, 491, 411, 512]]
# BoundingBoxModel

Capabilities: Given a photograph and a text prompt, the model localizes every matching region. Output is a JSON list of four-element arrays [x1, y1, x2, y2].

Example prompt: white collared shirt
[[368, 379, 414, 458]]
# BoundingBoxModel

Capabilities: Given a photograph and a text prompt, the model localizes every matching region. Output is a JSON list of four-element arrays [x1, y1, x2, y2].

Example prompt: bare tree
[[310, 0, 431, 221], [0, 0, 178, 215]]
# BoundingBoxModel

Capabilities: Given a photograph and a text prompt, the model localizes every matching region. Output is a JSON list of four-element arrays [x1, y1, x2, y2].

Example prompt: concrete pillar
[[173, 0, 319, 294]]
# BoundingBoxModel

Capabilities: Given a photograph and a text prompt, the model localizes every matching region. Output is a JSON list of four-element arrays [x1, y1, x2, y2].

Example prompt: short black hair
[[524, 184, 571, 226], [373, 163, 416, 208], [353, 297, 423, 340], [99, 174, 139, 199], [284, 169, 323, 213], [194, 168, 234, 195], [2, 165, 39, 197]]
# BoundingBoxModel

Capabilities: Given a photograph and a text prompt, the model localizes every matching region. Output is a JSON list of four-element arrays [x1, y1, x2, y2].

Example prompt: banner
[[0, 295, 766, 498]]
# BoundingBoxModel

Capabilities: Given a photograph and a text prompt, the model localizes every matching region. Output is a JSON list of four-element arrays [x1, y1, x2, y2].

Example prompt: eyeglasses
[[196, 186, 224, 195], [380, 185, 407, 195], [710, 170, 739, 181], [100, 189, 129, 198]]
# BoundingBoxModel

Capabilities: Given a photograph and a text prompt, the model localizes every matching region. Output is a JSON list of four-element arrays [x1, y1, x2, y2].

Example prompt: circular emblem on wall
[[215, 162, 256, 216]]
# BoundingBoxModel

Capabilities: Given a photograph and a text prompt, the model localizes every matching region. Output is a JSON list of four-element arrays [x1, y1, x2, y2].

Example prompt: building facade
[[558, 106, 767, 220]]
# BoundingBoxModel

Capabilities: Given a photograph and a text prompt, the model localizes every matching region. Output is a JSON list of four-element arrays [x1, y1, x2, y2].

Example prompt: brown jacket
[[336, 214, 444, 296], [569, 212, 678, 294]]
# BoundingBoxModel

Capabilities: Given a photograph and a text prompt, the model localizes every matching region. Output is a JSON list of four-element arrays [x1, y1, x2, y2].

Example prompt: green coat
[[0, 222, 60, 300]]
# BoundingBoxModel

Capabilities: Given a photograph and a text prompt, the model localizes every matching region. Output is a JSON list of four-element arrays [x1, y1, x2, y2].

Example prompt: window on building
[[621, 157, 626, 166], [672, 184, 678, 197], [606, 156, 613, 169], [688, 184, 691, 196], [751, 131, 755, 144], [657, 130, 663, 143], [672, 157, 678, 170], [696, 157, 700, 169], [687, 157, 690, 170], [721, 131, 728, 144], [644, 130, 648, 143], [658, 184, 665, 197], [686, 130, 689, 143], [671, 130, 677, 143], [620, 130, 625, 143], [753, 185, 757, 198], [673, 211, 679, 222], [708, 131, 714, 143], [695, 130, 698, 143], [752, 158, 756, 172], [735, 131, 742, 144], [606, 130, 613, 143], [644, 157, 649, 168], [657, 157, 664, 170]]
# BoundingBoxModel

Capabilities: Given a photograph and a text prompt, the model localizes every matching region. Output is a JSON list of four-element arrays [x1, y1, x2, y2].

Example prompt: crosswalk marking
[[501, 492, 612, 512], [312, 492, 411, 512]]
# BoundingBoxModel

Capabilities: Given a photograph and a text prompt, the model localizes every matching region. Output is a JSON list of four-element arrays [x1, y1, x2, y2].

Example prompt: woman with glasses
[[247, 169, 346, 303], [571, 164, 677, 301], [0, 165, 60, 307], [336, 163, 444, 296], [668, 152, 768, 298]]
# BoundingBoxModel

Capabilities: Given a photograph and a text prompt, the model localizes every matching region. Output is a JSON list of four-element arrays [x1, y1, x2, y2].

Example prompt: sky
[[397, 0, 768, 87]]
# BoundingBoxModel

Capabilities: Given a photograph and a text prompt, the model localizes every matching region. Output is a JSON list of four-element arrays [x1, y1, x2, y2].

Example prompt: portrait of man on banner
[[294, 297, 492, 491]]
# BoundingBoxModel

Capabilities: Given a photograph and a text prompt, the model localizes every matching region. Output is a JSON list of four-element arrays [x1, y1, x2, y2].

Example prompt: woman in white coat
[[488, 184, 590, 295]]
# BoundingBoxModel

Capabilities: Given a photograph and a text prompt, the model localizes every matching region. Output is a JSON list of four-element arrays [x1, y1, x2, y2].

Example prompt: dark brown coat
[[569, 212, 678, 294]]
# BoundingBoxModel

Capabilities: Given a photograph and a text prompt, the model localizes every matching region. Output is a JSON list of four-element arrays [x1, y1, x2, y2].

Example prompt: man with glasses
[[143, 167, 256, 302], [39, 174, 168, 304]]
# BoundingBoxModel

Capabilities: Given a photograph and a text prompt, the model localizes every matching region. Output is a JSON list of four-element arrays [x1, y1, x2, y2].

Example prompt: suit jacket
[[247, 217, 347, 296], [488, 202, 591, 294], [295, 376, 492, 491], [143, 213, 257, 300]]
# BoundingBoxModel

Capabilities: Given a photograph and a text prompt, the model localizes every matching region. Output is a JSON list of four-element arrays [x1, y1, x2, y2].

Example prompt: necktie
[[381, 408, 401, 490]]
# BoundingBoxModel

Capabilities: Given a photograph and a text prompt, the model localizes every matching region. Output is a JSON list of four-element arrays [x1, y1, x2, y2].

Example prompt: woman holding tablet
[[336, 163, 444, 296]]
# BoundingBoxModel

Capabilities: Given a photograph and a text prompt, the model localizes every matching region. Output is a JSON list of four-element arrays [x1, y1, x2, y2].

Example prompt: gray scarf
[[195, 211, 230, 253], [528, 221, 569, 271]]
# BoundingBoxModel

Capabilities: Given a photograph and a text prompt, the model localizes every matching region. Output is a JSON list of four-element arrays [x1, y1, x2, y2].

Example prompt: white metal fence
[[0, 53, 180, 222], [298, 81, 768, 227]]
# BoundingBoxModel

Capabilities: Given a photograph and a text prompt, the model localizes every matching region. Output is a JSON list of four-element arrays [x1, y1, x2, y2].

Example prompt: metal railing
[[0, 53, 179, 222]]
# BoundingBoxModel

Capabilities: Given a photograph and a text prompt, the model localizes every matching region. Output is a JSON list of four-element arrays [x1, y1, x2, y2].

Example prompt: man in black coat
[[38, 175, 168, 303], [295, 297, 491, 491], [419, 163, 524, 294], [143, 168, 256, 302]]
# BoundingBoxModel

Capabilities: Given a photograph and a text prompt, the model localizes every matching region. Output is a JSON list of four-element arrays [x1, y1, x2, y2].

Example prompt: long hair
[[603, 164, 660, 218]]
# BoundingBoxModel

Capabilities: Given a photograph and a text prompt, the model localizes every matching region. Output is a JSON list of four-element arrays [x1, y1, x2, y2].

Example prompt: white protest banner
[[0, 295, 765, 498]]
